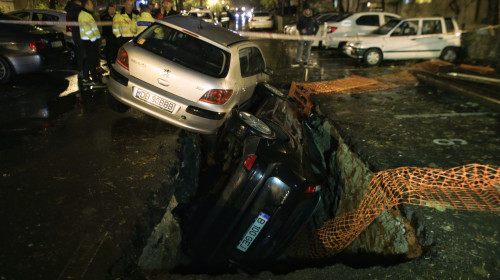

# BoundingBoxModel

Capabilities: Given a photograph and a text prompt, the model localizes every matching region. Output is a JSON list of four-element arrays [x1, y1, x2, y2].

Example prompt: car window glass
[[384, 15, 396, 23], [356, 15, 379, 26], [11, 12, 30, 20], [189, 12, 212, 19], [136, 24, 230, 78], [253, 12, 269, 17], [33, 13, 58, 27], [391, 20, 418, 36], [422, 20, 442, 34], [373, 18, 400, 35], [239, 47, 265, 78], [0, 13, 46, 34], [445, 18, 454, 33]]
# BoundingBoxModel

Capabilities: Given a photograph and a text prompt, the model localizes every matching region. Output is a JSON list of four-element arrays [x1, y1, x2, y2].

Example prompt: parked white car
[[284, 12, 341, 48], [343, 17, 461, 66], [187, 8, 217, 25], [322, 12, 400, 49], [248, 11, 273, 30]]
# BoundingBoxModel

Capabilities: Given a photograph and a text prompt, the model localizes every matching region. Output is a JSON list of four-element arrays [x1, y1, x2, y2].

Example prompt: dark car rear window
[[253, 12, 270, 17], [0, 13, 48, 34], [135, 23, 231, 78]]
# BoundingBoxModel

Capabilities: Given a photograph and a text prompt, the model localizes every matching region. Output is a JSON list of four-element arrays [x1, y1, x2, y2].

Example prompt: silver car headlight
[[348, 42, 361, 48]]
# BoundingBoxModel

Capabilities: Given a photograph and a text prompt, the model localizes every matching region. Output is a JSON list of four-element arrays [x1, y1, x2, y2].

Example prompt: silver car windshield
[[135, 24, 230, 78], [372, 19, 401, 35]]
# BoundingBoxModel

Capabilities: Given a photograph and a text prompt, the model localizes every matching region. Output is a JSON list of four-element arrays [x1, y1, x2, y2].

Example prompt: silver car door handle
[[158, 79, 170, 86]]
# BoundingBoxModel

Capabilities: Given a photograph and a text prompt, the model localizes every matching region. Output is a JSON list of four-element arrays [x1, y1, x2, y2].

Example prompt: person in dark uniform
[[64, 0, 84, 79], [100, 2, 117, 66]]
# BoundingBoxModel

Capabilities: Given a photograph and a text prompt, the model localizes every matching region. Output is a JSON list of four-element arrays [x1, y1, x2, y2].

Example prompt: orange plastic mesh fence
[[306, 164, 500, 258]]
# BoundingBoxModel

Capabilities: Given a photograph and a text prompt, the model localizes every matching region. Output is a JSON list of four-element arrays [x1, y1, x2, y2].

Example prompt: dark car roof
[[161, 15, 248, 47]]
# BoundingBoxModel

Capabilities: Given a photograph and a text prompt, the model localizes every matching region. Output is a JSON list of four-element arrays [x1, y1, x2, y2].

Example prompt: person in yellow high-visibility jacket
[[113, 0, 139, 47], [131, 4, 155, 35], [78, 0, 102, 86]]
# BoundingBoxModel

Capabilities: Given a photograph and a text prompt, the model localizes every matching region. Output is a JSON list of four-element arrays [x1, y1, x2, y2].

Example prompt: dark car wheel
[[364, 48, 382, 66], [440, 47, 458, 63], [107, 93, 129, 113], [238, 112, 275, 138], [0, 57, 13, 84]]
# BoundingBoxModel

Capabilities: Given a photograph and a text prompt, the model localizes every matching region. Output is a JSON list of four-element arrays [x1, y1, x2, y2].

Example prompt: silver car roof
[[159, 15, 248, 47]]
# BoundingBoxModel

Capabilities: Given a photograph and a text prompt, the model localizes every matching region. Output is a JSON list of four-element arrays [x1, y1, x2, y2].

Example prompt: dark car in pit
[[0, 13, 70, 84], [178, 83, 324, 271]]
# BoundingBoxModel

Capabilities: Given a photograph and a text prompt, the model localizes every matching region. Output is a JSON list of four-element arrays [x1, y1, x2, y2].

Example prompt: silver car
[[107, 15, 272, 134]]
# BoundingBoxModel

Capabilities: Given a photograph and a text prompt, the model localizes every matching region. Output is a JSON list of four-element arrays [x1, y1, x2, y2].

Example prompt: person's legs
[[82, 40, 91, 82], [295, 40, 305, 63], [75, 37, 85, 79], [304, 40, 313, 64], [87, 41, 99, 82]]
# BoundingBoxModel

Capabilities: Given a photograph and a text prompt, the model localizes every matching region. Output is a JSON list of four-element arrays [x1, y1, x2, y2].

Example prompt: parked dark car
[[179, 83, 324, 271], [0, 13, 70, 84]]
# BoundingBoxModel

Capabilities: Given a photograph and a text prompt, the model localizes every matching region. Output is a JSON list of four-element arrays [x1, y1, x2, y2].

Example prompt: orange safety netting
[[305, 164, 500, 258]]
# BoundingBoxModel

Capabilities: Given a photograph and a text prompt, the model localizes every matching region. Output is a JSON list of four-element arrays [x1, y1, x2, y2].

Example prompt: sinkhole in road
[[154, 113, 430, 276]]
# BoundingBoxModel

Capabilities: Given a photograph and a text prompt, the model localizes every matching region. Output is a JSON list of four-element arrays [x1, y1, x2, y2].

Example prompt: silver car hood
[[127, 44, 223, 103]]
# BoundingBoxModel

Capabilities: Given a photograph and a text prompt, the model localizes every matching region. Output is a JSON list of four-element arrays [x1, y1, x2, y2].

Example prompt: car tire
[[107, 93, 129, 113], [0, 57, 13, 84], [364, 48, 382, 66], [440, 47, 458, 63], [237, 111, 275, 138], [337, 42, 346, 51]]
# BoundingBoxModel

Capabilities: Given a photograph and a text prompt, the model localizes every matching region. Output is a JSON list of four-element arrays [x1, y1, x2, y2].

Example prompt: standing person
[[64, 0, 84, 80], [154, 0, 178, 19], [131, 4, 155, 35], [219, 6, 230, 28], [292, 5, 318, 67], [100, 2, 116, 67], [113, 0, 139, 49], [79, 0, 103, 86]]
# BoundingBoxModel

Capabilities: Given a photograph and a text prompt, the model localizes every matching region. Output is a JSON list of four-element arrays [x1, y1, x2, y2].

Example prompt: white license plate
[[135, 88, 176, 113], [236, 212, 269, 252], [51, 41, 62, 48]]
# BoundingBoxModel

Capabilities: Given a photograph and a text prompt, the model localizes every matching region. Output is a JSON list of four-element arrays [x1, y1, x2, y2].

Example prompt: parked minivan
[[343, 17, 461, 66]]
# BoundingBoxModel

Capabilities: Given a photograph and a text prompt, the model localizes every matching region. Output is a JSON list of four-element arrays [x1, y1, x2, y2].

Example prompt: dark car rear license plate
[[236, 212, 269, 252]]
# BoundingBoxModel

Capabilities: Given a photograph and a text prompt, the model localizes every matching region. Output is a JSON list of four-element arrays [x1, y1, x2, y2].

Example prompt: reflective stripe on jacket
[[78, 9, 101, 42], [131, 12, 155, 34], [113, 11, 139, 38]]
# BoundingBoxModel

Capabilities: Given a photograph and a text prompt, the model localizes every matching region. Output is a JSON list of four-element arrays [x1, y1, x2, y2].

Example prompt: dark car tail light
[[327, 27, 337, 33], [243, 155, 257, 171], [199, 89, 233, 105], [66, 26, 72, 32], [304, 184, 321, 193], [116, 47, 129, 70], [29, 39, 49, 50]]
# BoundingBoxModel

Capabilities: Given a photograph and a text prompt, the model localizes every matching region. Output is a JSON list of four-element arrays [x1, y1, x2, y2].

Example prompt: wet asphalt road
[[1, 25, 499, 279]]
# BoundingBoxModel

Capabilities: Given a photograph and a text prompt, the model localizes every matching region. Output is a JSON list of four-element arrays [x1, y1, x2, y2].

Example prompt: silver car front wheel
[[440, 47, 458, 63], [364, 48, 382, 66]]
